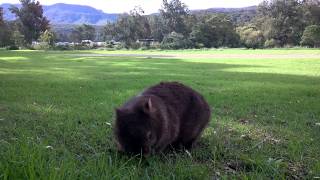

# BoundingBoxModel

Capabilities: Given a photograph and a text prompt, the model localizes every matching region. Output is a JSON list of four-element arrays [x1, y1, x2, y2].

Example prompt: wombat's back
[[142, 82, 211, 149], [142, 82, 210, 117]]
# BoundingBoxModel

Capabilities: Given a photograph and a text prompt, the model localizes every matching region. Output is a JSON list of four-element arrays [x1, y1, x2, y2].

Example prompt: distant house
[[81, 40, 94, 46], [32, 41, 40, 45], [109, 40, 121, 45], [95, 42, 107, 47], [55, 42, 70, 46], [70, 42, 81, 46], [136, 39, 158, 46]]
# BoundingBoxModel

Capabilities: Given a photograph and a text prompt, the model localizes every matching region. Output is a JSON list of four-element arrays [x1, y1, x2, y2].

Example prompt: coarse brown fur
[[114, 82, 211, 155]]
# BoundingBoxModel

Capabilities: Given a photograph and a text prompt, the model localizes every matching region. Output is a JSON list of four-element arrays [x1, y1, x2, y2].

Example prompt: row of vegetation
[[0, 0, 320, 50]]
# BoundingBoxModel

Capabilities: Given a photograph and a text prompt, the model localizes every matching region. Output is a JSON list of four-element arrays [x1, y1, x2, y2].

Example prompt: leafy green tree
[[0, 10, 15, 47], [0, 7, 6, 46], [256, 0, 305, 46], [39, 30, 56, 46], [10, 0, 50, 44], [70, 24, 95, 42], [109, 14, 137, 46], [103, 22, 117, 41], [190, 14, 239, 48], [129, 7, 151, 40], [160, 0, 190, 35], [237, 25, 265, 49], [70, 29, 82, 43], [303, 0, 320, 25], [12, 30, 25, 48], [78, 24, 95, 41], [300, 25, 320, 47], [148, 15, 167, 42], [161, 31, 192, 49], [103, 7, 151, 47], [0, 7, 4, 26], [114, 14, 135, 45], [264, 38, 278, 48]]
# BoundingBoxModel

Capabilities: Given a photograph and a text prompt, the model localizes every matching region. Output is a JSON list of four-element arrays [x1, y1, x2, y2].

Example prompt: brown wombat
[[114, 82, 211, 155]]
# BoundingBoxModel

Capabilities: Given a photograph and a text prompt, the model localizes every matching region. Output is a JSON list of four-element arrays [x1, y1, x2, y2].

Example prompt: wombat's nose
[[143, 146, 151, 156]]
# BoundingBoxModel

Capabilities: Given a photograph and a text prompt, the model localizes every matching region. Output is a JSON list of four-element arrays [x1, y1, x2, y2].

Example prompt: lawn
[[0, 49, 319, 179]]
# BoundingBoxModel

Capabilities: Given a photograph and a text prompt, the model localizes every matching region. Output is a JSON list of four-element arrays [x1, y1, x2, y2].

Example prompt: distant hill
[[0, 3, 119, 25], [1, 3, 257, 26], [0, 3, 20, 21], [197, 6, 257, 13]]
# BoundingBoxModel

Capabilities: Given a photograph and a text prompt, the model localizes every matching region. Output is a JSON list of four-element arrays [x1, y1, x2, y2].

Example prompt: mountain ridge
[[0, 3, 119, 25], [1, 3, 257, 25]]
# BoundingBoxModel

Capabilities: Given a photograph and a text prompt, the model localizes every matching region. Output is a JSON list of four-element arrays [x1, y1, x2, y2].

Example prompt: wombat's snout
[[143, 146, 151, 155]]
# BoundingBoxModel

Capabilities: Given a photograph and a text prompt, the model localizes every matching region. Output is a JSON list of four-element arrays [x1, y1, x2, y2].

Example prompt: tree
[[0, 7, 4, 26], [303, 0, 320, 25], [160, 0, 190, 35], [148, 15, 168, 42], [70, 24, 96, 42], [103, 7, 151, 47], [256, 0, 305, 46], [102, 22, 117, 41], [0, 7, 5, 46], [39, 30, 56, 47], [12, 30, 25, 48], [10, 0, 50, 44], [70, 29, 81, 43], [129, 7, 151, 40], [190, 14, 240, 48], [161, 31, 192, 49], [300, 25, 320, 47], [78, 24, 96, 41], [0, 8, 15, 47], [237, 25, 265, 49], [103, 14, 136, 46], [114, 14, 134, 45]]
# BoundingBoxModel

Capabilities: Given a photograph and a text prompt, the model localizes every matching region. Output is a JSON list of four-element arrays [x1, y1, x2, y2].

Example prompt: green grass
[[82, 48, 320, 55], [0, 49, 319, 179]]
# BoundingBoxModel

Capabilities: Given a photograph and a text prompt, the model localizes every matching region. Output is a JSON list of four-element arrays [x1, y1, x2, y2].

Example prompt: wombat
[[114, 82, 211, 155]]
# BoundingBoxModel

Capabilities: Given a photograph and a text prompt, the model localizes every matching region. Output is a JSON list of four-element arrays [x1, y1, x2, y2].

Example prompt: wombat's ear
[[115, 108, 123, 117], [143, 98, 156, 114]]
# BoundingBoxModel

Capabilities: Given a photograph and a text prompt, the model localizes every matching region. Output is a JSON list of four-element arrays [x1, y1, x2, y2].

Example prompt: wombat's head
[[114, 98, 158, 155]]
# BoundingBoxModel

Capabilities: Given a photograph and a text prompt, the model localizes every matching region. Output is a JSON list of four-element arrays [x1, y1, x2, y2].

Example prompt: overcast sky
[[0, 0, 263, 14]]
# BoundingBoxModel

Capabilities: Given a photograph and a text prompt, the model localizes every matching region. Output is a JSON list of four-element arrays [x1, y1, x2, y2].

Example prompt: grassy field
[[0, 49, 320, 179]]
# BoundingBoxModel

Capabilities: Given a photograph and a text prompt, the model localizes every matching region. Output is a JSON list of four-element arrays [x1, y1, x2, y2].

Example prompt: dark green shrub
[[301, 25, 320, 47]]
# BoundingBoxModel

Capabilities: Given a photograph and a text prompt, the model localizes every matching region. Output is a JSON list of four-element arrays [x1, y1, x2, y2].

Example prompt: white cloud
[[0, 0, 263, 14]]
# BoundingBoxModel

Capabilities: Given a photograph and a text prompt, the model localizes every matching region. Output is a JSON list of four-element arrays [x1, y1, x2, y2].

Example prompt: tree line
[[1, 0, 320, 49]]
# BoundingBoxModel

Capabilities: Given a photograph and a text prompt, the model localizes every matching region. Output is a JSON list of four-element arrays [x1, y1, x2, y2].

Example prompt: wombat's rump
[[114, 82, 211, 155]]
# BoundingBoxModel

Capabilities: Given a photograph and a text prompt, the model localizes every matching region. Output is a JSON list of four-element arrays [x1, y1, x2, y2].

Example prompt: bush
[[39, 30, 56, 47], [148, 42, 161, 49], [6, 45, 19, 50], [300, 25, 320, 48], [194, 43, 205, 49], [105, 43, 114, 48], [161, 32, 192, 49], [237, 26, 265, 49], [264, 39, 277, 48], [139, 46, 149, 50], [32, 42, 50, 50], [54, 44, 71, 51], [71, 44, 90, 50], [129, 42, 141, 50]]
